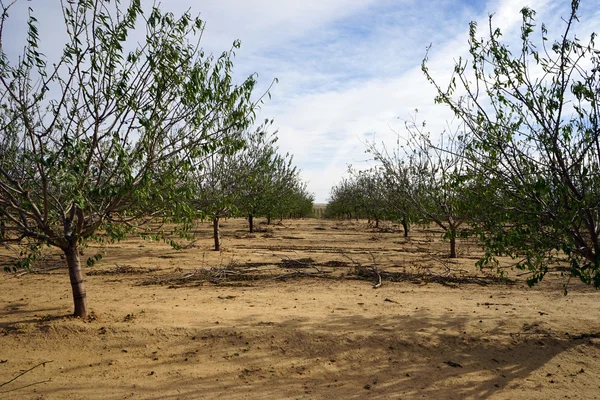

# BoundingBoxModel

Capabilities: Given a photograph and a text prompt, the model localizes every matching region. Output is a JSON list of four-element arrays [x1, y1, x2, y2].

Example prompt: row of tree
[[326, 120, 469, 258], [192, 126, 313, 251], [0, 0, 312, 317], [327, 1, 600, 289]]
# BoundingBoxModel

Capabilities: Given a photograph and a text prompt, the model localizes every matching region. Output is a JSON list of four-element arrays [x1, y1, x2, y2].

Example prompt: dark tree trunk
[[267, 215, 271, 225], [401, 217, 409, 238], [449, 228, 457, 258], [213, 216, 220, 251], [64, 245, 88, 317], [375, 218, 379, 229], [249, 213, 254, 233]]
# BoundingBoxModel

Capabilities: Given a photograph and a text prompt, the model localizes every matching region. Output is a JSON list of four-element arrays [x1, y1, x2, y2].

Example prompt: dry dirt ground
[[1, 218, 600, 400]]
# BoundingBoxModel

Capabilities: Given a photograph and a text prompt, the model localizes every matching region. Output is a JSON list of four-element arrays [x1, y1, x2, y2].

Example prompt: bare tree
[[368, 119, 471, 258]]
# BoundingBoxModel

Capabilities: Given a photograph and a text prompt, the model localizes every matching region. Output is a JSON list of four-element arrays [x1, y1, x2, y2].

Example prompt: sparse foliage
[[367, 118, 472, 257], [423, 1, 600, 286]]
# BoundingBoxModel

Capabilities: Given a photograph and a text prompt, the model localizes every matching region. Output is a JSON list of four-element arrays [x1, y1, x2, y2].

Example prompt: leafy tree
[[0, 0, 263, 316], [285, 181, 315, 219], [422, 1, 600, 285], [352, 168, 389, 228], [325, 167, 401, 228], [259, 150, 300, 224], [231, 130, 279, 232], [325, 176, 363, 220], [191, 133, 245, 251], [381, 171, 414, 237], [231, 130, 312, 231]]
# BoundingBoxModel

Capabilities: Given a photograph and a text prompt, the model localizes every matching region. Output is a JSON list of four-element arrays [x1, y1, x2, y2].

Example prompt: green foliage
[[0, 0, 260, 261], [228, 129, 313, 225], [86, 253, 103, 267], [0, 0, 266, 316], [423, 0, 600, 287], [3, 243, 41, 273], [325, 167, 398, 226]]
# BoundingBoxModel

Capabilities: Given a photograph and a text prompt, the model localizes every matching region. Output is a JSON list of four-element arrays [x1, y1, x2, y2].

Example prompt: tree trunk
[[213, 216, 220, 251], [249, 213, 254, 233], [375, 218, 379, 229], [267, 215, 271, 225], [449, 228, 457, 258], [401, 217, 409, 238], [64, 245, 88, 317]]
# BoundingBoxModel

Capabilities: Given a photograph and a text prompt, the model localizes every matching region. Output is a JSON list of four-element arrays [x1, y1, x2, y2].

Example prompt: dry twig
[[0, 360, 53, 394]]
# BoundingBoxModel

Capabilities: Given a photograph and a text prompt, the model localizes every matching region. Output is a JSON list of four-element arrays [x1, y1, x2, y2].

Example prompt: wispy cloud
[[4, 0, 599, 202]]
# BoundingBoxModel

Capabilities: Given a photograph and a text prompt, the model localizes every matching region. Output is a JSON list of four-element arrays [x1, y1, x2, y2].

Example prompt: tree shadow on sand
[[34, 307, 600, 399]]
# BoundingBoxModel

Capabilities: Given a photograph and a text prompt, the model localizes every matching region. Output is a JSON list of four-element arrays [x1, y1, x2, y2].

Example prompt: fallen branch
[[373, 269, 382, 288], [0, 360, 53, 393], [0, 379, 52, 394], [182, 239, 199, 249], [272, 270, 332, 280], [16, 264, 64, 277]]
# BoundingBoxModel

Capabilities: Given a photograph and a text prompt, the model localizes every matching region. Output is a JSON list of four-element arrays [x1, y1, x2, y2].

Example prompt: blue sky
[[5, 0, 600, 202]]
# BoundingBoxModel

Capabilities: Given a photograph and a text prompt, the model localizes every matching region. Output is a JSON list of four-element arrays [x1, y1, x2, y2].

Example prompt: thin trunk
[[401, 217, 409, 238], [213, 216, 220, 251], [267, 215, 271, 225], [449, 228, 457, 258], [375, 218, 379, 229], [249, 213, 254, 233], [64, 245, 88, 317]]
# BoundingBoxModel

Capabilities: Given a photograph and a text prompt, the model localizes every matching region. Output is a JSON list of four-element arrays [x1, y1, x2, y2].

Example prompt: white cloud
[[4, 0, 599, 202]]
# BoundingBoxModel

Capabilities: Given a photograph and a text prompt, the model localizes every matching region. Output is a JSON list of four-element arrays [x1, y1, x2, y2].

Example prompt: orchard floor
[[1, 218, 600, 400]]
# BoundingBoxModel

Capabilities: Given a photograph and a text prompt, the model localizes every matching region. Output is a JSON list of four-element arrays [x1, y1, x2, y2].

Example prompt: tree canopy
[[0, 0, 263, 316], [423, 0, 600, 288]]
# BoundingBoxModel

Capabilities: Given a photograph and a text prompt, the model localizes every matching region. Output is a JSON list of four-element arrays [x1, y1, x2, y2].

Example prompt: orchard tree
[[325, 166, 415, 237], [381, 171, 414, 237], [351, 168, 389, 228], [423, 1, 600, 286], [325, 168, 390, 225], [368, 119, 472, 258], [232, 130, 278, 232], [0, 0, 265, 316], [259, 150, 300, 224], [192, 133, 245, 251], [286, 181, 315, 219], [325, 176, 362, 219], [232, 130, 311, 231]]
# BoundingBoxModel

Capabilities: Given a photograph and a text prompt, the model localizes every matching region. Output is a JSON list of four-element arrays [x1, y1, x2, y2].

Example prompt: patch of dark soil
[[88, 264, 161, 275], [280, 258, 315, 268]]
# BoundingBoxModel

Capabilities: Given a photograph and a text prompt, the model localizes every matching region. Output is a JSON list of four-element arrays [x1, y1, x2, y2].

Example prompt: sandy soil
[[1, 218, 600, 399]]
